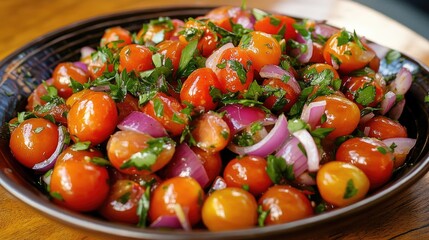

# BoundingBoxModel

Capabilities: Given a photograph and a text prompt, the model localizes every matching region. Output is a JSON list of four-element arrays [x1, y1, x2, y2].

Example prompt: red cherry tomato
[[336, 137, 394, 189], [49, 147, 109, 212], [262, 78, 299, 113], [202, 187, 257, 231], [309, 42, 325, 63], [9, 118, 59, 168], [179, 19, 218, 57], [67, 90, 118, 145], [360, 115, 407, 140], [191, 111, 230, 153], [136, 20, 175, 44], [116, 94, 140, 123], [119, 44, 154, 73], [180, 67, 221, 111], [100, 26, 132, 49], [342, 73, 385, 109], [223, 155, 273, 196], [302, 63, 340, 82], [149, 176, 204, 226], [52, 62, 90, 99], [254, 15, 298, 41], [99, 179, 145, 224], [258, 185, 313, 225]]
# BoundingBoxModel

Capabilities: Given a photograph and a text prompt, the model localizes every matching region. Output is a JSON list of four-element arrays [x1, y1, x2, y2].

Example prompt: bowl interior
[[1, 6, 429, 240]]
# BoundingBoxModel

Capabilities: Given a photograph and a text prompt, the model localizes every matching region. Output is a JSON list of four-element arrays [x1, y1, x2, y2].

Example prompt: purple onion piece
[[117, 111, 168, 138], [32, 126, 67, 172]]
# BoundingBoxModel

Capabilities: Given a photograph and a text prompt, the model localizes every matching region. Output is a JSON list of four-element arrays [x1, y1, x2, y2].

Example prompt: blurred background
[[353, 0, 429, 39]]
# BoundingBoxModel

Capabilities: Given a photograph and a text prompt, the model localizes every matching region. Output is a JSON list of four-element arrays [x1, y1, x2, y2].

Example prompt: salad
[[6, 4, 417, 231]]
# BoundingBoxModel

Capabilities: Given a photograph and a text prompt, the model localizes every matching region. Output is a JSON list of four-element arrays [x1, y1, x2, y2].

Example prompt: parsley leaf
[[257, 205, 270, 227], [336, 30, 352, 46], [71, 141, 91, 151], [385, 50, 401, 64], [178, 39, 198, 76], [343, 179, 358, 199], [355, 85, 376, 106], [266, 155, 295, 184], [228, 60, 248, 84], [137, 182, 152, 227]]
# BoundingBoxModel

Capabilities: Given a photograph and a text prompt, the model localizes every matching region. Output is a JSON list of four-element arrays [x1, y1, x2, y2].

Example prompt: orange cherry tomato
[[258, 185, 313, 225], [223, 155, 273, 196], [360, 115, 408, 140], [254, 15, 298, 41], [179, 19, 218, 57], [9, 118, 59, 168], [119, 44, 154, 73], [67, 90, 118, 145], [302, 63, 340, 82], [136, 20, 175, 44], [149, 176, 204, 226], [202, 187, 257, 231], [100, 26, 132, 49], [192, 147, 222, 187], [239, 31, 281, 72], [336, 137, 394, 189], [156, 40, 186, 73], [191, 111, 230, 153], [87, 52, 114, 79], [52, 62, 90, 99], [262, 78, 299, 113]]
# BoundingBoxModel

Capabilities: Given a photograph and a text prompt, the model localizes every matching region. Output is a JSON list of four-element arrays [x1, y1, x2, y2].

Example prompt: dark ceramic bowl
[[1, 7, 429, 240]]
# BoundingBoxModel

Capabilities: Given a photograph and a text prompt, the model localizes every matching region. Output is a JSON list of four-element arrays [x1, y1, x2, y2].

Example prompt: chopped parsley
[[343, 179, 358, 199], [266, 155, 295, 184]]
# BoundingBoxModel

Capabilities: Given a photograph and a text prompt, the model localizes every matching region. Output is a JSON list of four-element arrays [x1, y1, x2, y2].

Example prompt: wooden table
[[1, 0, 428, 239]]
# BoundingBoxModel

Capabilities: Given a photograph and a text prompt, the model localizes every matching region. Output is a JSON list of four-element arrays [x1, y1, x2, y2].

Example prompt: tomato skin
[[309, 42, 325, 63], [192, 147, 222, 187], [149, 176, 204, 226], [302, 63, 340, 82], [239, 31, 281, 72], [217, 47, 254, 93], [116, 94, 140, 123], [26, 79, 52, 111], [107, 130, 175, 175], [67, 90, 118, 145], [140, 92, 188, 137], [323, 31, 375, 73], [336, 137, 394, 189], [254, 15, 297, 41], [119, 44, 154, 73], [50, 147, 109, 212], [361, 115, 407, 140], [342, 73, 385, 109], [100, 26, 132, 49], [223, 155, 273, 196], [202, 187, 257, 231], [99, 179, 145, 224], [313, 94, 360, 140], [258, 185, 313, 225], [191, 111, 230, 153], [317, 161, 370, 207], [262, 78, 299, 113], [52, 62, 90, 99], [156, 40, 186, 73], [180, 67, 221, 111], [9, 118, 59, 168], [179, 20, 218, 57]]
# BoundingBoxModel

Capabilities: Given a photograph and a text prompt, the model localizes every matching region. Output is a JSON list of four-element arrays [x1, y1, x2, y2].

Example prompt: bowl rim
[[1, 6, 429, 239]]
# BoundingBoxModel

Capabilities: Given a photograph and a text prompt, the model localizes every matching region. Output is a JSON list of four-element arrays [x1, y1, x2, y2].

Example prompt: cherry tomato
[[342, 73, 385, 109], [119, 44, 154, 73], [87, 51, 114, 79], [204, 6, 253, 32], [179, 19, 218, 57], [192, 147, 222, 187], [99, 179, 145, 224], [323, 30, 375, 73], [262, 78, 299, 113], [55, 145, 103, 165], [309, 42, 325, 63], [361, 115, 407, 140], [9, 118, 59, 168], [191, 111, 230, 153], [156, 40, 186, 73], [180, 67, 221, 111], [107, 130, 175, 175], [140, 92, 188, 137], [217, 47, 254, 93], [254, 15, 298, 41], [52, 62, 90, 99], [258, 185, 313, 225], [67, 90, 118, 145], [116, 94, 140, 123], [302, 63, 340, 83], [49, 147, 109, 212], [26, 79, 53, 111], [239, 31, 281, 72], [202, 187, 257, 231], [136, 19, 175, 44], [149, 176, 204, 226], [313, 94, 360, 140], [223, 155, 273, 196], [316, 161, 370, 207], [336, 137, 394, 189], [100, 26, 132, 49]]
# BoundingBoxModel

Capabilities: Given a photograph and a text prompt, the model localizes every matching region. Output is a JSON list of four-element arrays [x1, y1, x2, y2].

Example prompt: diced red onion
[[382, 137, 416, 156], [150, 215, 182, 229], [363, 126, 371, 136], [300, 100, 326, 129], [367, 42, 390, 59], [117, 111, 167, 138], [360, 112, 375, 125], [290, 33, 313, 64], [163, 143, 210, 188], [358, 48, 376, 64], [312, 23, 340, 39], [275, 136, 308, 177], [170, 19, 185, 41], [205, 42, 234, 74], [259, 65, 301, 94], [90, 85, 111, 92], [228, 114, 289, 157], [73, 61, 88, 73], [379, 91, 397, 115], [389, 67, 412, 95], [80, 46, 95, 59], [292, 129, 320, 172], [209, 176, 227, 193], [219, 104, 276, 136], [388, 99, 406, 120], [295, 171, 316, 185], [227, 7, 255, 29], [32, 126, 67, 172]]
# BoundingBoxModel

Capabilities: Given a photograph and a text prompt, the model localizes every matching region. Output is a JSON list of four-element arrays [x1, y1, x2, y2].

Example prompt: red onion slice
[[205, 42, 234, 74], [300, 101, 326, 129], [209, 176, 227, 193], [228, 114, 289, 157], [219, 104, 276, 136], [382, 137, 416, 157], [367, 42, 390, 59], [73, 61, 88, 73], [117, 111, 167, 138], [380, 91, 397, 115], [32, 126, 67, 172], [292, 129, 320, 172], [388, 99, 406, 120], [163, 143, 210, 188], [259, 65, 301, 94], [360, 112, 375, 125], [80, 46, 95, 59], [389, 67, 412, 95], [275, 136, 308, 177], [290, 33, 313, 64], [312, 23, 340, 39], [150, 215, 182, 229], [295, 171, 316, 185]]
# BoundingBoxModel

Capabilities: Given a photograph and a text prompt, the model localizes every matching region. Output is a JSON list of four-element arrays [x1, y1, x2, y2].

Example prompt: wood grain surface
[[1, 0, 428, 239]]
